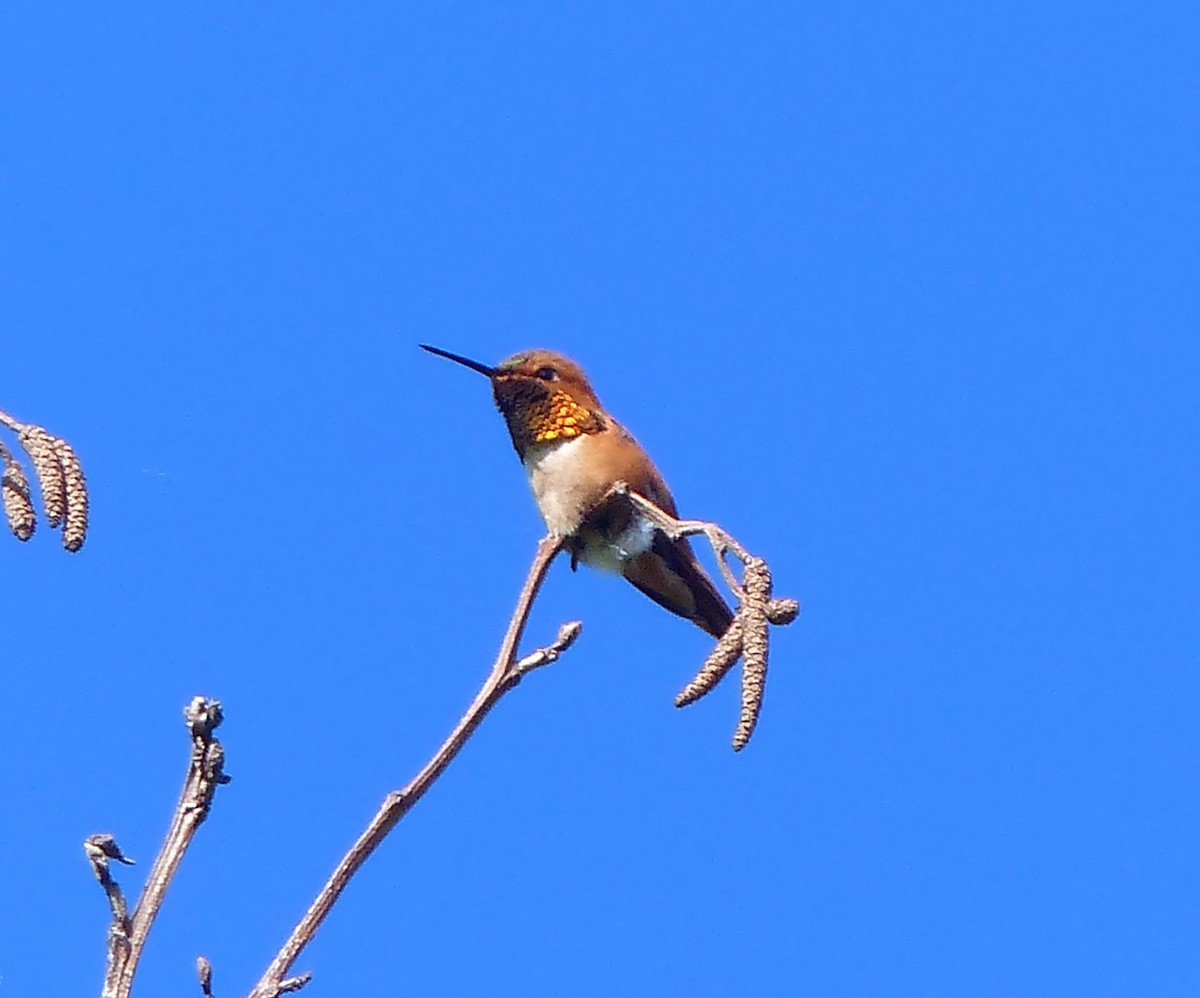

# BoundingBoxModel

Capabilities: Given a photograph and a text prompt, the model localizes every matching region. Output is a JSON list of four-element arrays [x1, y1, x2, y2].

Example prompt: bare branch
[[514, 619, 583, 675], [85, 834, 136, 998], [247, 535, 575, 998], [90, 697, 229, 998]]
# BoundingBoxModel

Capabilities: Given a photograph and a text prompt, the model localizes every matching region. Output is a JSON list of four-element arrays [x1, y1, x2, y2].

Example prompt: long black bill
[[419, 344, 496, 378]]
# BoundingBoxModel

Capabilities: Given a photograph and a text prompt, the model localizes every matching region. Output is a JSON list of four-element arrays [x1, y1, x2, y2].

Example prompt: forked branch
[[247, 534, 577, 998], [88, 697, 229, 998]]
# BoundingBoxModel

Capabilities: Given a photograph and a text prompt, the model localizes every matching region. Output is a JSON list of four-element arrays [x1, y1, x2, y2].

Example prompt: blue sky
[[2, 3, 1197, 995]]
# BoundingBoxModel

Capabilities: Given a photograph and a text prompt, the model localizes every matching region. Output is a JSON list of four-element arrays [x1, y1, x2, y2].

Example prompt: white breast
[[522, 436, 591, 537]]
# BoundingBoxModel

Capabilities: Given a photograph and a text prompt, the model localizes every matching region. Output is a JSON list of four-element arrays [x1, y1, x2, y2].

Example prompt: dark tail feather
[[623, 533, 735, 638]]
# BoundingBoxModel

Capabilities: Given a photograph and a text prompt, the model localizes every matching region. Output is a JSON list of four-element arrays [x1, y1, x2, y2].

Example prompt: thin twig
[[616, 485, 754, 597], [247, 535, 575, 998], [92, 697, 230, 998], [85, 834, 136, 998], [0, 408, 25, 435]]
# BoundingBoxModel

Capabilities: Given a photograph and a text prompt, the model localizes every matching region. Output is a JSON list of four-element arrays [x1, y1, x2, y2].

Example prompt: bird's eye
[[535, 366, 558, 381]]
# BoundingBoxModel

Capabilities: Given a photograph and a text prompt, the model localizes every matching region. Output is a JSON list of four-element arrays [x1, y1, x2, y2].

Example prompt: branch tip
[[85, 833, 136, 867], [196, 955, 214, 997], [185, 696, 224, 739], [556, 618, 584, 649], [513, 619, 584, 676], [277, 971, 314, 994]]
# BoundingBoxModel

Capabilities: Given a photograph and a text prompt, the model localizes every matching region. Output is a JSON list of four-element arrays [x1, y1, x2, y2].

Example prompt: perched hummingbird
[[420, 345, 734, 638]]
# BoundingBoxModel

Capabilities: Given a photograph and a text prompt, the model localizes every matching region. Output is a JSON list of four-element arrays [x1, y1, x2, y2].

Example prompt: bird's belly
[[575, 517, 656, 573], [523, 436, 656, 571]]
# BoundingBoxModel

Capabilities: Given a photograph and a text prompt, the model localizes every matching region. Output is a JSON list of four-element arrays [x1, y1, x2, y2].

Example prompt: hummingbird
[[420, 345, 735, 638]]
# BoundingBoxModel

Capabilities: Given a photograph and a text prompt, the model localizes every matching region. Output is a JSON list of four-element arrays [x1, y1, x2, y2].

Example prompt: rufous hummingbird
[[420, 345, 734, 638]]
